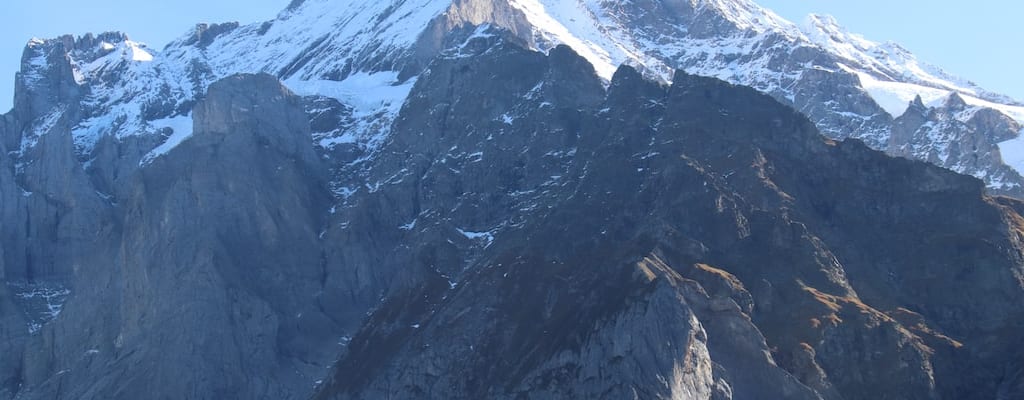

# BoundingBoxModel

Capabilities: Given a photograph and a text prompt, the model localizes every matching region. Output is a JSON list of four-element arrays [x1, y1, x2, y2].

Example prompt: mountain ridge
[[2, 1, 1024, 399], [308, 37, 1024, 398], [9, 0, 1024, 196]]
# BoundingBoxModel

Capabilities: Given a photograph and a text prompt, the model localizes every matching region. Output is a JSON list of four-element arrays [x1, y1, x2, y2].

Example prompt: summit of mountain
[[3, 1, 1024, 399]]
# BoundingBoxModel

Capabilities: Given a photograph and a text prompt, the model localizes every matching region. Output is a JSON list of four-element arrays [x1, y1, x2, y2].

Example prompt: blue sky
[[1, 0, 1020, 111], [758, 0, 1023, 102]]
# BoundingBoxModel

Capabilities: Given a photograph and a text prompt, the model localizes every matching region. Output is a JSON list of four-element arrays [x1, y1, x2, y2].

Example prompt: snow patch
[[140, 114, 194, 165], [399, 219, 417, 231], [999, 130, 1024, 177], [19, 108, 65, 156], [507, 0, 623, 79], [840, 64, 1024, 121], [499, 113, 514, 125], [447, 24, 497, 58], [334, 187, 358, 199], [457, 228, 495, 247], [179, 0, 451, 83], [807, 14, 1021, 117], [7, 281, 71, 334], [286, 71, 415, 150], [125, 41, 154, 62]]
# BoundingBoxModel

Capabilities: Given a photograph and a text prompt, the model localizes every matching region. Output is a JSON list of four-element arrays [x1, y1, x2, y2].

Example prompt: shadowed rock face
[[313, 41, 1024, 400], [0, 27, 1023, 400], [0, 73, 342, 399], [103, 73, 336, 398]]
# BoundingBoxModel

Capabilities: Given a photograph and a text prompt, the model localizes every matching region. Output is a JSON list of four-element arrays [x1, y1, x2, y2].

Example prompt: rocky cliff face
[[889, 94, 1024, 195], [309, 40, 1024, 400], [1, 1, 1023, 399], [0, 72, 343, 399]]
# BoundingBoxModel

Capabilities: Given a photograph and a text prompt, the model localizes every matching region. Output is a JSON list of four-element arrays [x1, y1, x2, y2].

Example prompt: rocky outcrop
[[316, 35, 607, 329], [90, 73, 334, 399], [313, 42, 1024, 400], [0, 73, 344, 399], [181, 23, 241, 49], [788, 65, 894, 147], [889, 94, 1024, 196]]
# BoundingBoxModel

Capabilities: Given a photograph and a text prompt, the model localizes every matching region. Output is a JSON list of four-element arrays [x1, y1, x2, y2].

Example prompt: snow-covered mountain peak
[[20, 32, 154, 84], [802, 14, 875, 57], [911, 94, 925, 106], [693, 0, 802, 36], [801, 13, 930, 82], [10, 0, 1024, 196], [77, 39, 153, 70], [163, 0, 453, 82]]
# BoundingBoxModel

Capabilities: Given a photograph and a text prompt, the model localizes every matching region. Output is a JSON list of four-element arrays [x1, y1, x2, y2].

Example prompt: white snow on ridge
[[54, 0, 447, 160], [508, 0, 628, 80], [803, 14, 1021, 115], [505, 0, 1023, 125], [803, 15, 889, 75], [125, 41, 154, 62], [700, 0, 804, 37], [175, 0, 451, 82], [25, 0, 1024, 194], [286, 72, 412, 113], [66, 36, 200, 157], [19, 108, 65, 157], [285, 71, 416, 149], [506, 0, 806, 87], [949, 96, 1024, 125], [843, 64, 1024, 122], [457, 228, 495, 247], [840, 64, 952, 118], [77, 40, 154, 76], [21, 39, 55, 87], [140, 115, 194, 165], [998, 131, 1024, 178]]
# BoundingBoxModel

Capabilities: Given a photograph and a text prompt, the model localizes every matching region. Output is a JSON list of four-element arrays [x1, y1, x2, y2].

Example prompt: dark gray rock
[[0, 126, 28, 394], [889, 94, 1024, 196], [314, 45, 1024, 400], [2, 4, 1024, 400], [181, 23, 241, 49], [789, 65, 894, 147], [92, 73, 335, 399], [1, 73, 342, 400]]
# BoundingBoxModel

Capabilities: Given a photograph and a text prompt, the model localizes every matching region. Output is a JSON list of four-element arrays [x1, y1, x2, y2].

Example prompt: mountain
[[10, 0, 1024, 198], [1, 0, 1024, 399]]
